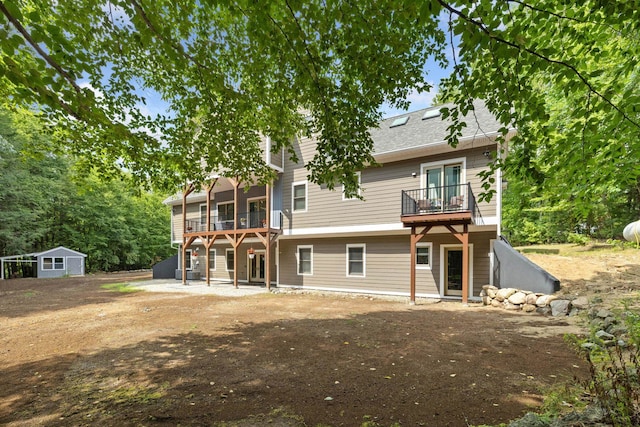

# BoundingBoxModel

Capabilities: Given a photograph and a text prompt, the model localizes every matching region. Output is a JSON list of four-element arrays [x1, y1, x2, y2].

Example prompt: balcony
[[401, 183, 483, 226], [185, 211, 283, 234]]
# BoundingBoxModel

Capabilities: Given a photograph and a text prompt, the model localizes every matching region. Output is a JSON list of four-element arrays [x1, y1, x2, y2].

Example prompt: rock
[[504, 302, 521, 310], [550, 299, 571, 316], [596, 308, 613, 319], [571, 296, 589, 310], [481, 295, 491, 305], [490, 299, 502, 308], [495, 288, 517, 302], [486, 286, 498, 298], [508, 291, 527, 305], [603, 316, 618, 330], [608, 325, 628, 336], [522, 304, 536, 313], [595, 330, 615, 340], [508, 412, 550, 427], [536, 306, 551, 316], [525, 293, 538, 305], [536, 294, 556, 307]]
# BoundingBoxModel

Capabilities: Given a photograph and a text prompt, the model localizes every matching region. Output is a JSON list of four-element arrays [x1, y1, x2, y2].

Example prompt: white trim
[[296, 245, 313, 276], [42, 256, 65, 271], [247, 249, 266, 283], [225, 248, 234, 272], [199, 203, 208, 226], [439, 244, 474, 299], [209, 248, 217, 271], [342, 171, 362, 200], [292, 181, 308, 213], [416, 242, 433, 270], [420, 157, 467, 190], [346, 243, 366, 278], [281, 219, 498, 237]]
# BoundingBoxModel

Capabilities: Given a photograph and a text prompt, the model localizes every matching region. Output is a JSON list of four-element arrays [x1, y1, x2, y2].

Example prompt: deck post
[[265, 183, 271, 290], [233, 177, 240, 288], [410, 227, 416, 304], [181, 183, 195, 285], [461, 223, 469, 304]]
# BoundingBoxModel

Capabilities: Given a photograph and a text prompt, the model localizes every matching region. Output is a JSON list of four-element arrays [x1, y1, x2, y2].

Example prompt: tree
[[1, 1, 638, 198], [0, 106, 174, 271]]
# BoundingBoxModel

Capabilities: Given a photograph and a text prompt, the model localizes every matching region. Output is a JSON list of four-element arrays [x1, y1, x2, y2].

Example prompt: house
[[164, 101, 513, 303], [0, 246, 87, 279]]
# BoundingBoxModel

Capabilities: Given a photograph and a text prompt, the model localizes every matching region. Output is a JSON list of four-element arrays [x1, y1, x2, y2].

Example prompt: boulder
[[536, 294, 557, 307], [504, 302, 521, 310], [495, 288, 517, 302], [571, 296, 589, 310], [550, 299, 571, 316], [522, 304, 536, 313], [491, 299, 503, 308], [525, 293, 538, 305], [481, 295, 491, 305], [508, 291, 527, 305]]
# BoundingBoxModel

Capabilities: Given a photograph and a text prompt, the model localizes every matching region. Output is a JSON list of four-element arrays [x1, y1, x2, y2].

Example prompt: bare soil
[[1, 245, 637, 427]]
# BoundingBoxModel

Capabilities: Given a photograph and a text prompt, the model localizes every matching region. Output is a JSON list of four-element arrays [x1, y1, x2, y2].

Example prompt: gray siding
[[281, 137, 498, 231], [278, 231, 494, 298], [186, 242, 277, 285], [36, 247, 86, 278]]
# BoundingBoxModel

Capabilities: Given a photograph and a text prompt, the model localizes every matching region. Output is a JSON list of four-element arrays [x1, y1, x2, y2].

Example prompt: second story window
[[200, 204, 207, 226], [217, 202, 234, 229], [292, 181, 307, 212]]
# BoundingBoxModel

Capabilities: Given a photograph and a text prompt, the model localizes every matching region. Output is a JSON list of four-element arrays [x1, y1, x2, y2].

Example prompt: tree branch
[[437, 0, 640, 130], [0, 1, 83, 95]]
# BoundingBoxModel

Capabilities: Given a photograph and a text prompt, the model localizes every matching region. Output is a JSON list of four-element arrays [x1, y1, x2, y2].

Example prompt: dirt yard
[[1, 245, 638, 427]]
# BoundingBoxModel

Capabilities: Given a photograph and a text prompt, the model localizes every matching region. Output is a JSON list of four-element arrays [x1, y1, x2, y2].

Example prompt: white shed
[[0, 246, 87, 279]]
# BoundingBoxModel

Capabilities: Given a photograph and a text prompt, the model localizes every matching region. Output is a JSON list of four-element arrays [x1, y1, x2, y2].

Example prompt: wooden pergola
[[180, 176, 280, 288]]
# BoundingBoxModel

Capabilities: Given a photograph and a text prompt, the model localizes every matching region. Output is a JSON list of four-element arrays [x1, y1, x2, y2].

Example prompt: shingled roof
[[370, 100, 505, 156]]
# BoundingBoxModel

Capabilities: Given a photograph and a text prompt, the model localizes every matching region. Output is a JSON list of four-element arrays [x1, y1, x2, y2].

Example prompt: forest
[[0, 107, 175, 276]]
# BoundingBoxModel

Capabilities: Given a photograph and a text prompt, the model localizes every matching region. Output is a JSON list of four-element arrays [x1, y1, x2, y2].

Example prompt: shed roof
[[0, 246, 87, 260]]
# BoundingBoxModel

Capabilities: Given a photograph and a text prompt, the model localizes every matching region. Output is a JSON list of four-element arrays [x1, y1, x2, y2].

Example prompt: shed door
[[66, 257, 84, 275]]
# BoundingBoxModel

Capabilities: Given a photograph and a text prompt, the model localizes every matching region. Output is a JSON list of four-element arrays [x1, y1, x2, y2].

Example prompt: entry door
[[444, 248, 463, 296], [249, 251, 266, 283]]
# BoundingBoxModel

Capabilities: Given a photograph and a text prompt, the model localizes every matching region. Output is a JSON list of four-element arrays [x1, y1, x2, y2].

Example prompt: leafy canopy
[[1, 1, 638, 197]]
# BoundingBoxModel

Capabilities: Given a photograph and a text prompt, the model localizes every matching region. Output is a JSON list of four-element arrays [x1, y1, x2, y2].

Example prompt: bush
[[571, 306, 640, 426]]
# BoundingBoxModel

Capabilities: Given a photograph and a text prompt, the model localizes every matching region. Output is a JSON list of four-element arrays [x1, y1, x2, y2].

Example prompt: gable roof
[[370, 100, 508, 159], [35, 246, 87, 258]]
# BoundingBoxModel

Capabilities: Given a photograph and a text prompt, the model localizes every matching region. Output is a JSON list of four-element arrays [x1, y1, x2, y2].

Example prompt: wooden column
[[181, 183, 195, 285], [232, 177, 240, 288], [461, 223, 469, 304], [204, 179, 218, 286], [409, 226, 432, 304], [445, 224, 470, 304], [265, 183, 271, 289]]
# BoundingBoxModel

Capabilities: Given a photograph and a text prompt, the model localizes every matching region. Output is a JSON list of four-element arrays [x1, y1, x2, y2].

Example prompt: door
[[248, 198, 266, 228], [444, 248, 463, 296], [249, 251, 266, 283]]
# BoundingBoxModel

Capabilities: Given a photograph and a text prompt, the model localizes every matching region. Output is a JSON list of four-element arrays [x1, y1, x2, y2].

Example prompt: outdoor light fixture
[[248, 247, 255, 259]]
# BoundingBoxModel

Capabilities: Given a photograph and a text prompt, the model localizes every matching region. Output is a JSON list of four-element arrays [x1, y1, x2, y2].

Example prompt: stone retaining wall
[[480, 285, 588, 316]]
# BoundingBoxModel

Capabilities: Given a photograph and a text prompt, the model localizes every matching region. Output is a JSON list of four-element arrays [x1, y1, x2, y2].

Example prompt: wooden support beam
[[409, 226, 432, 304], [444, 224, 470, 303], [265, 183, 271, 290], [204, 235, 217, 286]]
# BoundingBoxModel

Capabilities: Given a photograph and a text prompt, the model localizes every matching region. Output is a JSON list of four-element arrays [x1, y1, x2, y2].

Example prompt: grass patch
[[100, 283, 142, 293]]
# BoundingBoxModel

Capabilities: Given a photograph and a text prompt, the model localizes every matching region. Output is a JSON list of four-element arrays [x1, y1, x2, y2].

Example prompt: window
[[200, 204, 208, 226], [342, 171, 362, 200], [226, 249, 234, 271], [184, 249, 192, 270], [422, 158, 465, 207], [297, 245, 313, 275], [346, 244, 365, 277], [43, 257, 64, 270], [209, 249, 216, 270], [416, 243, 432, 269], [218, 202, 234, 221], [292, 181, 307, 212]]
